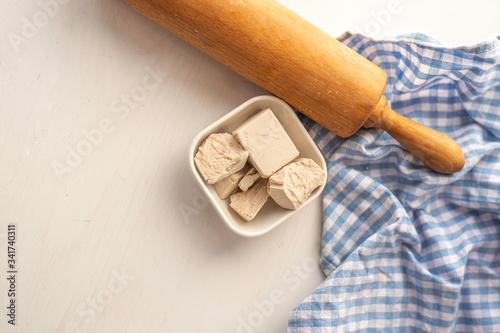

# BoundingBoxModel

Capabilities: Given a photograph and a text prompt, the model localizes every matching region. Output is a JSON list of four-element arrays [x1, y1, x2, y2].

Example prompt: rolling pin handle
[[364, 96, 465, 174]]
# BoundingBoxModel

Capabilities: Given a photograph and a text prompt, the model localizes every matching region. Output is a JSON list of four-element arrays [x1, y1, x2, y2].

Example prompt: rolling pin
[[120, 0, 465, 173]]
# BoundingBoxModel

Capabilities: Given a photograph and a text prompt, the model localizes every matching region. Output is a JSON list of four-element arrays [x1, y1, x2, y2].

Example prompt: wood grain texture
[[120, 0, 388, 137], [120, 0, 465, 173]]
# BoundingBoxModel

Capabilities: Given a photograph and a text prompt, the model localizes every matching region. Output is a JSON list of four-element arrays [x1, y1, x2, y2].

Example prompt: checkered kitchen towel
[[289, 33, 500, 332]]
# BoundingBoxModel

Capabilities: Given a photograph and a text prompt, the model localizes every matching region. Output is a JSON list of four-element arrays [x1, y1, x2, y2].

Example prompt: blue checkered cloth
[[289, 33, 500, 332]]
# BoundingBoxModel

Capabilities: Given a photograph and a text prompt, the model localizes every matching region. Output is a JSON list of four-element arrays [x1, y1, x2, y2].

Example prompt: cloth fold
[[289, 33, 500, 332]]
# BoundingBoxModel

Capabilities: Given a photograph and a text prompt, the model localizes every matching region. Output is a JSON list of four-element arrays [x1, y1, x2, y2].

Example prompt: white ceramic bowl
[[189, 95, 327, 237]]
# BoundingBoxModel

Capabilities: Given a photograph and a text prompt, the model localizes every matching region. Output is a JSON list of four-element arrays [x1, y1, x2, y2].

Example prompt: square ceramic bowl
[[189, 95, 327, 237]]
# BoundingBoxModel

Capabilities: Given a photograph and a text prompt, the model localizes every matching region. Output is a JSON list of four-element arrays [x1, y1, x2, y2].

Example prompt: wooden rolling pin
[[120, 0, 465, 173]]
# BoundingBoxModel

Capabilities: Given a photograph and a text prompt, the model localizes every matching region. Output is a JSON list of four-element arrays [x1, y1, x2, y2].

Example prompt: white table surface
[[1, 1, 498, 332]]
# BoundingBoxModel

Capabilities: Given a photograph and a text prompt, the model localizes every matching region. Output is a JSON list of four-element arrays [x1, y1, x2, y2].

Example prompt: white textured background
[[0, 0, 498, 332]]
